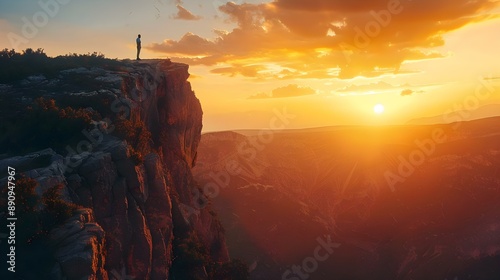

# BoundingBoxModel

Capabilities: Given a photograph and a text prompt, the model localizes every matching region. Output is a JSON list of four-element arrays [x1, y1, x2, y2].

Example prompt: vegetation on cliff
[[0, 97, 98, 155], [0, 48, 121, 84], [0, 177, 79, 278], [171, 231, 249, 280]]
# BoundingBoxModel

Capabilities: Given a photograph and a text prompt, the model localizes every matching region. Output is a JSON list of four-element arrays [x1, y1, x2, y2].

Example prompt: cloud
[[336, 81, 397, 92], [401, 88, 424, 96], [211, 65, 266, 78], [401, 89, 415, 96], [249, 84, 316, 99], [335, 81, 430, 95], [188, 73, 202, 79], [272, 84, 316, 98], [150, 32, 216, 55], [173, 4, 202, 20], [484, 76, 500, 80], [149, 0, 499, 79]]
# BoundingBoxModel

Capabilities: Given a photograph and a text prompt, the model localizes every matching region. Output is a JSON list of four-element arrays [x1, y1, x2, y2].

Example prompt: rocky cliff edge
[[0, 59, 229, 280]]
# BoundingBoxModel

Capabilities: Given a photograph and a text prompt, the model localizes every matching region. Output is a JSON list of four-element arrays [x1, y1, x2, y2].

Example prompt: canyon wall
[[0, 60, 228, 279]]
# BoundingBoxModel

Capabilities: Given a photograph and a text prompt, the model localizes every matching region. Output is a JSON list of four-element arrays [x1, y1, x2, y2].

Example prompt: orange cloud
[[401, 89, 424, 96], [151, 32, 216, 56], [401, 89, 415, 96], [173, 5, 202, 20], [249, 84, 316, 99], [337, 81, 397, 92], [211, 65, 266, 78], [149, 0, 499, 79]]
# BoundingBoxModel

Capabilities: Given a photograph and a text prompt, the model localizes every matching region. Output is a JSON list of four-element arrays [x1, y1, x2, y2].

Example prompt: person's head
[[138, 34, 141, 38]]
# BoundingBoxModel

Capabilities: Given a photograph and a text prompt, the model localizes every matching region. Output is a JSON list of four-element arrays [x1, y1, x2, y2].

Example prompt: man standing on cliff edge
[[136, 34, 141, 60]]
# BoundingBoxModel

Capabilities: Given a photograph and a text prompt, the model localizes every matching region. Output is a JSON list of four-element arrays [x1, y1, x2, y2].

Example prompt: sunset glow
[[2, 2, 500, 279], [1, 0, 499, 131]]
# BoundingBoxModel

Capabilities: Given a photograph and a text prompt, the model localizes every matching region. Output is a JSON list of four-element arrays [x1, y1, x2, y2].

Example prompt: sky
[[1, 0, 499, 132]]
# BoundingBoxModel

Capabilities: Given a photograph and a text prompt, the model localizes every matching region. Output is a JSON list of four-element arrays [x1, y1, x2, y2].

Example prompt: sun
[[373, 104, 385, 114]]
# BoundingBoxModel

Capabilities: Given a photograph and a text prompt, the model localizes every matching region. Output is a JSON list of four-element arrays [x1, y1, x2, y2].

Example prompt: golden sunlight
[[374, 104, 385, 115]]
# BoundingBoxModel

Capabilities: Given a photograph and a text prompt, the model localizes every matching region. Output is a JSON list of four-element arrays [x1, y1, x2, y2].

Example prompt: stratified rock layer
[[0, 60, 228, 280]]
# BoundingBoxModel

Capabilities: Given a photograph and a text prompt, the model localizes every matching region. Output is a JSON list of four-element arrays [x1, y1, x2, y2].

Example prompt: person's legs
[[137, 47, 141, 60]]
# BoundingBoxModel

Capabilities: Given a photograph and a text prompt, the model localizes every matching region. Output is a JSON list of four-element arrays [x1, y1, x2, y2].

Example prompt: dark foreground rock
[[0, 59, 228, 280]]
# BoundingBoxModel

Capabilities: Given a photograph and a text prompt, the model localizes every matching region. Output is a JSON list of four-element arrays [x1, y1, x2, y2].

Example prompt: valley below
[[193, 118, 500, 280]]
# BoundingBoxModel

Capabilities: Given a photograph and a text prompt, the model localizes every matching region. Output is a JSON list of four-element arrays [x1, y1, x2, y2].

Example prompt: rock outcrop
[[0, 59, 228, 280]]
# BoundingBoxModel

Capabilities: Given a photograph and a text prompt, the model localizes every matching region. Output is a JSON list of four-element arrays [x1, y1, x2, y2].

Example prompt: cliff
[[0, 58, 229, 279]]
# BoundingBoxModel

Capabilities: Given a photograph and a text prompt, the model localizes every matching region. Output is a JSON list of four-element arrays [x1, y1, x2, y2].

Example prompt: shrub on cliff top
[[0, 97, 100, 154], [0, 48, 122, 83]]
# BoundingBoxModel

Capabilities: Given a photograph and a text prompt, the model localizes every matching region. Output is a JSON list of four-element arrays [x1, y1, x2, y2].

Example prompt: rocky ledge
[[0, 59, 229, 280]]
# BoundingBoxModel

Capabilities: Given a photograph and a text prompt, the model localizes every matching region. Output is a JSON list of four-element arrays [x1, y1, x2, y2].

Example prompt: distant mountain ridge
[[407, 104, 500, 125]]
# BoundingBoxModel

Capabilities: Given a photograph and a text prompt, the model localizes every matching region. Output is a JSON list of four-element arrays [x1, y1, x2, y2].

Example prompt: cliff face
[[0, 60, 228, 279]]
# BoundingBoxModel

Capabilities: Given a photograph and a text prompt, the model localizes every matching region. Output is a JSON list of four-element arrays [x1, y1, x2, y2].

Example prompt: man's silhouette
[[136, 34, 141, 60]]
